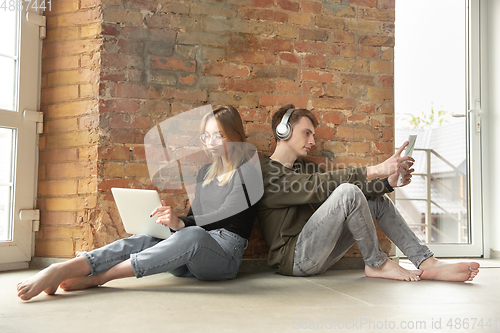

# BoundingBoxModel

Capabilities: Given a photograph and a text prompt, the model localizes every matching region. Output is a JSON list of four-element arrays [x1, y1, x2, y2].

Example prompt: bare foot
[[420, 259, 480, 282], [365, 259, 422, 282], [17, 264, 64, 301], [60, 276, 101, 291]]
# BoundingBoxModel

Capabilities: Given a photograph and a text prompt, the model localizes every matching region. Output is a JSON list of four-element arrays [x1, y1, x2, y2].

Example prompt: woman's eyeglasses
[[200, 133, 224, 145]]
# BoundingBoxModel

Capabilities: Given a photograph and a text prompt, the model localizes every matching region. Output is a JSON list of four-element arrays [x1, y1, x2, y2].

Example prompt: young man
[[257, 104, 479, 282]]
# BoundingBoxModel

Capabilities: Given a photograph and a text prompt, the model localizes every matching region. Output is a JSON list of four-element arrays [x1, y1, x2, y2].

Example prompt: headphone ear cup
[[276, 123, 292, 140]]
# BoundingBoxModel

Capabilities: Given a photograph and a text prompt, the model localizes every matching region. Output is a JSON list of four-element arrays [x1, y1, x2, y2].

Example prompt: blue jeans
[[293, 183, 433, 276], [78, 227, 248, 281]]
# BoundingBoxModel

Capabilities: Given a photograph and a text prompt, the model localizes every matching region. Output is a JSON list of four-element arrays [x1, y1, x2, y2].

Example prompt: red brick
[[204, 63, 250, 78], [332, 30, 355, 44], [278, 53, 300, 66], [98, 178, 141, 191], [113, 83, 161, 99], [325, 85, 347, 98], [125, 0, 158, 11], [348, 114, 367, 122], [132, 146, 146, 160], [179, 73, 198, 85], [102, 24, 120, 36], [312, 98, 353, 110], [228, 51, 275, 65], [304, 55, 327, 68], [151, 56, 196, 72], [315, 126, 336, 139], [246, 123, 272, 135], [379, 75, 394, 87], [323, 112, 345, 125], [276, 80, 299, 95], [102, 53, 128, 68], [362, 8, 395, 22], [336, 126, 377, 140], [359, 36, 395, 47], [239, 109, 268, 123], [300, 29, 329, 42], [163, 88, 208, 102], [358, 45, 378, 59], [378, 0, 395, 10], [359, 102, 375, 113], [256, 38, 292, 52], [383, 128, 394, 140], [250, 0, 274, 7], [109, 129, 145, 144], [302, 70, 335, 83], [99, 99, 141, 113], [373, 142, 393, 154], [240, 8, 288, 23], [98, 146, 131, 160], [226, 78, 275, 93], [349, 0, 377, 7], [101, 68, 127, 82], [278, 0, 299, 11], [302, 1, 323, 13], [302, 82, 324, 96], [260, 95, 309, 108], [367, 87, 393, 100]]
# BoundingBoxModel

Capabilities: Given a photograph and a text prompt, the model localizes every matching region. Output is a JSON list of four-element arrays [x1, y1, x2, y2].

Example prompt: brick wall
[[37, 0, 395, 259]]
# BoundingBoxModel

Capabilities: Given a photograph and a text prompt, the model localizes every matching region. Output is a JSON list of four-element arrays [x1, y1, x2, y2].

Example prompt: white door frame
[[0, 6, 43, 271], [396, 0, 484, 258]]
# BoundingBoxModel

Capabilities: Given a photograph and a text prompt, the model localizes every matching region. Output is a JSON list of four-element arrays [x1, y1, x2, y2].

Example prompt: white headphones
[[275, 108, 296, 140]]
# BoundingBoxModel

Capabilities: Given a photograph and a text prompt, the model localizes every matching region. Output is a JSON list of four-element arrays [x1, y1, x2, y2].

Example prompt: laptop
[[111, 188, 171, 239]]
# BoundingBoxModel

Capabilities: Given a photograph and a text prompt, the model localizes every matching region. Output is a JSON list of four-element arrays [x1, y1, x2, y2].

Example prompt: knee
[[335, 183, 363, 201], [174, 226, 208, 243]]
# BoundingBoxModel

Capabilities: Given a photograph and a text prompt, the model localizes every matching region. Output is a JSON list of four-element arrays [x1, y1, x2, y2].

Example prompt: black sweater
[[178, 163, 257, 239]]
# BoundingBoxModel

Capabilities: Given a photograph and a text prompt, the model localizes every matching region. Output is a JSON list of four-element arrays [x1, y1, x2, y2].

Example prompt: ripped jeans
[[78, 227, 248, 281], [293, 183, 433, 276]]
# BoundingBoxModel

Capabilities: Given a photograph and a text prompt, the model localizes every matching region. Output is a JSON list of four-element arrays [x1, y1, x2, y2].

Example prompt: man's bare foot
[[17, 264, 65, 301], [60, 276, 101, 291], [419, 258, 480, 282], [365, 259, 422, 282]]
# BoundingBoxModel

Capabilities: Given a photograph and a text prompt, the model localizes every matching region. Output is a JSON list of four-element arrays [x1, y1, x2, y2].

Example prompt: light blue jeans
[[78, 227, 248, 281], [293, 183, 433, 276]]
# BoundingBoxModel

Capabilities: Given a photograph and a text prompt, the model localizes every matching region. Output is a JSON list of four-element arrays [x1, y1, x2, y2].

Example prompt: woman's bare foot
[[17, 264, 65, 301], [60, 276, 101, 291], [419, 258, 480, 282], [365, 259, 422, 282]]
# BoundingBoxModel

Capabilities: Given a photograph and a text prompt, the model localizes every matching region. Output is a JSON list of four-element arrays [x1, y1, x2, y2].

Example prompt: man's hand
[[388, 162, 415, 187], [367, 141, 415, 181], [151, 200, 185, 231]]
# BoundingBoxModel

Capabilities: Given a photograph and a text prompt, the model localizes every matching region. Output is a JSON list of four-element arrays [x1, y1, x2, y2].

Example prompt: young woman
[[17, 105, 258, 301]]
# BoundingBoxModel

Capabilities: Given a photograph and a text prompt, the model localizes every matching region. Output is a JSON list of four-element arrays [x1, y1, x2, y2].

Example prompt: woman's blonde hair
[[200, 105, 248, 187]]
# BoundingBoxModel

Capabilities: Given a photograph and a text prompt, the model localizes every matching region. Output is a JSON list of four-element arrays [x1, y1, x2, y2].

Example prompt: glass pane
[[0, 186, 13, 241], [394, 0, 468, 244], [0, 127, 15, 241], [0, 56, 17, 111], [0, 7, 17, 57]]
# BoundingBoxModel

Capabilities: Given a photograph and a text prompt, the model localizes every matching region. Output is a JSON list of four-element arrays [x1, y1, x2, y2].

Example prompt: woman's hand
[[151, 200, 185, 231]]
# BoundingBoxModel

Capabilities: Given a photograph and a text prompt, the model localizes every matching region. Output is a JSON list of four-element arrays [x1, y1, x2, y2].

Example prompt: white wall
[[483, 0, 500, 258]]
